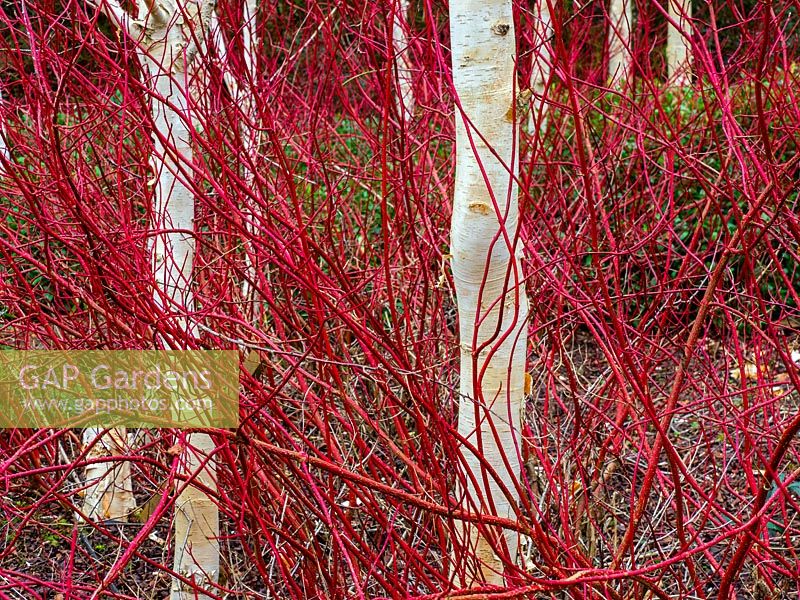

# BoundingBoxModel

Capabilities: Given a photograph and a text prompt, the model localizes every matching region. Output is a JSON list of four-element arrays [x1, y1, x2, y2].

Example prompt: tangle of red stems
[[1, 0, 800, 598]]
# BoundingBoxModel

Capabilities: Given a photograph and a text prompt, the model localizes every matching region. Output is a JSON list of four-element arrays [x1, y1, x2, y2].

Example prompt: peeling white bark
[[0, 87, 8, 165], [139, 8, 220, 599], [171, 434, 219, 600], [528, 0, 553, 134], [91, 1, 221, 597], [149, 69, 196, 320], [239, 0, 262, 317], [148, 39, 220, 600], [392, 0, 415, 122], [211, 1, 262, 317], [450, 0, 528, 586], [607, 0, 632, 86], [81, 428, 135, 522], [667, 0, 692, 85]]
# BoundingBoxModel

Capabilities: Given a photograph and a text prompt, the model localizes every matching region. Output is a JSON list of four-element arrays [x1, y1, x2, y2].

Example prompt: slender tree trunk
[[145, 25, 220, 600], [528, 0, 553, 134], [607, 0, 632, 86], [392, 0, 415, 122], [667, 0, 692, 84], [450, 0, 528, 586], [0, 87, 8, 165], [60, 1, 137, 522], [88, 1, 221, 596], [240, 0, 260, 317], [170, 433, 219, 600], [81, 427, 135, 521], [212, 1, 262, 318]]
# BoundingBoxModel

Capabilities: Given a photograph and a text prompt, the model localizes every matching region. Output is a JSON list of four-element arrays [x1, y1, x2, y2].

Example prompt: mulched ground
[[3, 329, 800, 598]]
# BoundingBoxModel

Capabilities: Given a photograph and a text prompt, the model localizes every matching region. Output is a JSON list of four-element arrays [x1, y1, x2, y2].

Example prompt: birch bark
[[528, 0, 553, 134], [667, 0, 692, 85], [211, 0, 262, 316], [89, 1, 220, 596], [81, 427, 135, 522], [607, 0, 632, 86], [450, 0, 528, 586], [392, 0, 415, 122], [0, 87, 8, 165], [143, 8, 220, 598]]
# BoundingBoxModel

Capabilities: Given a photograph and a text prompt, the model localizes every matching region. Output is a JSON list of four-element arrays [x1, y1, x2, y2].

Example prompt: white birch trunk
[[91, 1, 220, 596], [607, 0, 632, 86], [528, 0, 553, 134], [450, 0, 528, 586], [239, 0, 261, 315], [150, 69, 196, 318], [143, 12, 220, 599], [0, 87, 8, 165], [171, 433, 219, 600], [81, 427, 135, 521], [667, 0, 692, 85], [392, 0, 415, 122], [211, 2, 262, 316]]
